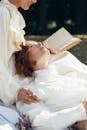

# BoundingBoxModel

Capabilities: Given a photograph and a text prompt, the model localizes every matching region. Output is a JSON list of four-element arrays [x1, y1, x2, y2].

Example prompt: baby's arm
[[32, 103, 87, 129]]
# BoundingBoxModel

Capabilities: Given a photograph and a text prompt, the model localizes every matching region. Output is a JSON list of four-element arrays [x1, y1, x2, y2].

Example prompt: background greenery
[[0, 1, 86, 66], [19, 0, 87, 35]]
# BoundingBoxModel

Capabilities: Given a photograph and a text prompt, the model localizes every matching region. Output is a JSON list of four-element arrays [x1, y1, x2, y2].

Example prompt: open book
[[43, 27, 81, 55]]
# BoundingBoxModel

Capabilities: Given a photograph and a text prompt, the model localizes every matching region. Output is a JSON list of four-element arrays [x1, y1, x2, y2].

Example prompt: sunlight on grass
[[47, 21, 57, 29]]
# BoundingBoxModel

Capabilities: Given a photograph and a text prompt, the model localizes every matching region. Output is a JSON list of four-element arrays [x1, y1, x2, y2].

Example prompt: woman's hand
[[17, 88, 39, 104]]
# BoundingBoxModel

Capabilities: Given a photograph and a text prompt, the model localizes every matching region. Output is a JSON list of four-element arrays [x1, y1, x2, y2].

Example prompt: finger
[[21, 90, 33, 98], [22, 100, 35, 104], [33, 95, 40, 101], [20, 91, 36, 101], [18, 89, 29, 96], [28, 96, 40, 102], [27, 91, 38, 100], [30, 94, 40, 101], [22, 89, 40, 101], [22, 95, 38, 102], [28, 90, 34, 95], [22, 98, 37, 104]]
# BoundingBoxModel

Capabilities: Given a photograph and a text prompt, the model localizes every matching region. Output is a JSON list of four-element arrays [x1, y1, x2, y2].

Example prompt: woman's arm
[[0, 57, 19, 105], [0, 57, 39, 105], [0, 6, 17, 105], [0, 6, 11, 65], [0, 7, 39, 105]]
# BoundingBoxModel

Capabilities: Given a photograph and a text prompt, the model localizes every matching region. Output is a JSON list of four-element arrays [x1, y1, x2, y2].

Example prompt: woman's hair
[[14, 45, 34, 77]]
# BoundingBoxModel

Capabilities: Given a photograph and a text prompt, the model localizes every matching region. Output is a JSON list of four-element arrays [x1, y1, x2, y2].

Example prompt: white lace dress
[[0, 0, 26, 129], [16, 52, 87, 130], [0, 0, 25, 105]]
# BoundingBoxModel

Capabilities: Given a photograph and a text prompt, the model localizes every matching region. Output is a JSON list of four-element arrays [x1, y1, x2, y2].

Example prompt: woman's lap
[[0, 115, 18, 130], [0, 105, 20, 130]]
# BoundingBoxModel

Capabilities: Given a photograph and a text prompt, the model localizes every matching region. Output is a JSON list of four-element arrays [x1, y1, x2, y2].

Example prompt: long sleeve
[[0, 58, 20, 106], [33, 104, 87, 129], [51, 104, 87, 129], [0, 4, 25, 65], [0, 6, 20, 105], [0, 6, 10, 65]]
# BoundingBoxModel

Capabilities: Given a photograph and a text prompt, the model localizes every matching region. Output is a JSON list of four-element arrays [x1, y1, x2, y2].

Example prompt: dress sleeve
[[0, 7, 20, 106], [0, 58, 20, 106], [33, 104, 87, 129], [51, 104, 87, 129], [0, 6, 10, 65]]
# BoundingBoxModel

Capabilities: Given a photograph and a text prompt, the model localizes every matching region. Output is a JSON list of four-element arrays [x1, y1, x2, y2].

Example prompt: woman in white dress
[[0, 0, 38, 106], [15, 44, 87, 130], [0, 0, 87, 130], [0, 0, 38, 130]]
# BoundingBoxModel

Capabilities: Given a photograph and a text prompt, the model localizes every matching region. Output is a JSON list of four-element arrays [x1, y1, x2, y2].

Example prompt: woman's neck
[[8, 0, 19, 8]]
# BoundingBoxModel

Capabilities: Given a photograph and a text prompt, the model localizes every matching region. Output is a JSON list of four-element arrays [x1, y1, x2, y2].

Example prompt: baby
[[15, 43, 87, 130]]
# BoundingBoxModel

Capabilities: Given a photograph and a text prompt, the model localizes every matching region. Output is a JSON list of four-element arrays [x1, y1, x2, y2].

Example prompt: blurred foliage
[[19, 0, 87, 35], [47, 21, 57, 29]]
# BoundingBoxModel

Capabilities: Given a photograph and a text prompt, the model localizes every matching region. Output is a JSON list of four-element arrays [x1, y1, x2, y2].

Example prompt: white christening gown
[[16, 52, 87, 130]]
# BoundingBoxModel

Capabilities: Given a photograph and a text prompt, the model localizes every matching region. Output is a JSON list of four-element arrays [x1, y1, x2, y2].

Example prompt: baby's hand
[[17, 88, 40, 104]]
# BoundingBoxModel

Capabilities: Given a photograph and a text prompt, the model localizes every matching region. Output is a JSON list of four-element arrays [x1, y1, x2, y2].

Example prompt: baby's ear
[[32, 61, 37, 66]]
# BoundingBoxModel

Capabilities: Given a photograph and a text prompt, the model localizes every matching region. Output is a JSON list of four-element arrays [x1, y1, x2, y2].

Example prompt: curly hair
[[14, 45, 34, 77]]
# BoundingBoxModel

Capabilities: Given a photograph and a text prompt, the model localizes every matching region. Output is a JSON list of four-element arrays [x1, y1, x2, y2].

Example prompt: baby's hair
[[14, 45, 34, 77]]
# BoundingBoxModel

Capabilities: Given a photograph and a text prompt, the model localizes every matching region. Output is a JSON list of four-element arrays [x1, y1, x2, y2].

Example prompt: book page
[[43, 27, 81, 54]]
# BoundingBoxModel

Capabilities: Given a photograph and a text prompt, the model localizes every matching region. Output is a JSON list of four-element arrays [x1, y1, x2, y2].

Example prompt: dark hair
[[14, 45, 34, 77]]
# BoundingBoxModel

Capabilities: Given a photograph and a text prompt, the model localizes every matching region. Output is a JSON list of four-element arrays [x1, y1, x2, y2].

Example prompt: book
[[43, 27, 81, 55]]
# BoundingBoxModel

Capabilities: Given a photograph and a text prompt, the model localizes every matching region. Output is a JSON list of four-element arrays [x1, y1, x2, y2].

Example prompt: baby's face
[[26, 43, 51, 70]]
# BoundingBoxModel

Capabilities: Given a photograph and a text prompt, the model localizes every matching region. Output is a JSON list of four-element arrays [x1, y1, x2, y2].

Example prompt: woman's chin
[[22, 6, 30, 10]]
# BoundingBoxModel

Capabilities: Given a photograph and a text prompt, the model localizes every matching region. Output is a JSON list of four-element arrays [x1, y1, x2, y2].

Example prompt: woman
[[15, 43, 87, 130], [0, 0, 87, 130], [0, 0, 39, 130], [0, 0, 39, 106]]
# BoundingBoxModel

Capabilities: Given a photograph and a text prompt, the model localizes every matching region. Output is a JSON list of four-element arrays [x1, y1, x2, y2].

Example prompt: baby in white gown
[[15, 43, 87, 130]]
